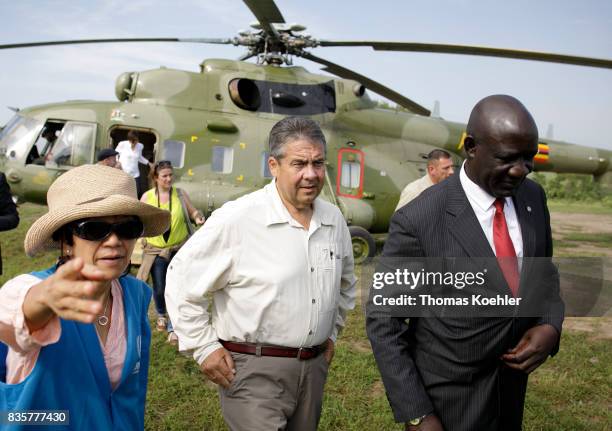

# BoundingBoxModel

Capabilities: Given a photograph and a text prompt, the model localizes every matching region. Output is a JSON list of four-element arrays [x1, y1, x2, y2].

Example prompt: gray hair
[[268, 116, 327, 159]]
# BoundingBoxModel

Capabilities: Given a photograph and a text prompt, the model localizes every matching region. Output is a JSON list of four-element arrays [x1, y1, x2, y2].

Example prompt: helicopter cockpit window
[[261, 151, 272, 179], [229, 79, 336, 115], [163, 140, 185, 169], [46, 122, 96, 168], [212, 146, 234, 174], [26, 121, 65, 165], [0, 115, 42, 162]]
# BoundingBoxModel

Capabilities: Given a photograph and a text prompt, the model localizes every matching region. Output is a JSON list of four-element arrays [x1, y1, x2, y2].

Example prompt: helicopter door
[[337, 148, 364, 198], [109, 128, 157, 194]]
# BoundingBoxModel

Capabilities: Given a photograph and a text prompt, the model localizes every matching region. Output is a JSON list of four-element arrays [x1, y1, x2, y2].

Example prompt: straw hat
[[25, 164, 170, 256]]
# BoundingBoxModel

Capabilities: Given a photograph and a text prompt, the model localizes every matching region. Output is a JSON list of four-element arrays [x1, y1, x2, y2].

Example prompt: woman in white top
[[115, 130, 153, 197]]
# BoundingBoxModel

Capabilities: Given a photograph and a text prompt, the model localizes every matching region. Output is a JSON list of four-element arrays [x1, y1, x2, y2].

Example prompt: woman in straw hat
[[0, 164, 169, 430]]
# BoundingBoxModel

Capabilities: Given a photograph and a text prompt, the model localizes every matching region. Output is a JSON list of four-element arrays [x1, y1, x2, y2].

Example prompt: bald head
[[464, 95, 539, 197], [467, 95, 538, 143]]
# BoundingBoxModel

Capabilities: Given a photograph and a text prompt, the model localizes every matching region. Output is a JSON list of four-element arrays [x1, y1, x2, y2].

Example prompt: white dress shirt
[[115, 140, 148, 178], [459, 162, 523, 259], [165, 180, 357, 365]]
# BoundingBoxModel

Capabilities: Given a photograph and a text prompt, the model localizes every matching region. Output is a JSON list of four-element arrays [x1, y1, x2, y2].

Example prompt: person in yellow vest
[[137, 160, 204, 344]]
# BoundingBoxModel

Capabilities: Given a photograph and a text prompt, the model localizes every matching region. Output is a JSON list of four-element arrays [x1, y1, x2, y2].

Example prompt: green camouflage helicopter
[[1, 0, 611, 263]]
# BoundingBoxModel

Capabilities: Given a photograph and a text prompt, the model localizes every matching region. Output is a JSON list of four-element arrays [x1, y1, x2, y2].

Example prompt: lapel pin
[[526, 206, 532, 213]]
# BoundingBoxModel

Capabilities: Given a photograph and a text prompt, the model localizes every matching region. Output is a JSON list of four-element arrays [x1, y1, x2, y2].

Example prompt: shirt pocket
[[314, 243, 341, 313]]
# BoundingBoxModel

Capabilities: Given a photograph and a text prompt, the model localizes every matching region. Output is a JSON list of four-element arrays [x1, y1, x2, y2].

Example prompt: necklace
[[97, 293, 111, 326]]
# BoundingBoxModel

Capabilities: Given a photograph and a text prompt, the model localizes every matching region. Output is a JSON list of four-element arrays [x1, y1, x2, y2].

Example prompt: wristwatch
[[409, 413, 429, 426]]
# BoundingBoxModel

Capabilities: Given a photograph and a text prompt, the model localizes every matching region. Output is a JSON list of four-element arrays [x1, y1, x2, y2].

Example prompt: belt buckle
[[297, 347, 304, 360]]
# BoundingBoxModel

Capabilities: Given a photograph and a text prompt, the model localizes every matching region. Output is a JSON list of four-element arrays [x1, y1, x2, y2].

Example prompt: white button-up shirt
[[165, 180, 357, 365], [115, 140, 148, 178], [459, 162, 523, 259]]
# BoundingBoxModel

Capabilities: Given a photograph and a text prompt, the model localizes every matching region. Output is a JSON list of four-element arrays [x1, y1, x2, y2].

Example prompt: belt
[[220, 340, 327, 360]]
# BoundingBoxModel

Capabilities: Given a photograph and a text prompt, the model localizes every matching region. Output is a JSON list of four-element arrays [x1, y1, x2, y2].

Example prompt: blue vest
[[0, 267, 152, 430]]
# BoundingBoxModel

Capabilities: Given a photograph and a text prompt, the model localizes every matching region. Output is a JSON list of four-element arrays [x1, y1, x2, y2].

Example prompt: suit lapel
[[446, 174, 495, 259], [513, 187, 536, 294], [513, 189, 536, 258]]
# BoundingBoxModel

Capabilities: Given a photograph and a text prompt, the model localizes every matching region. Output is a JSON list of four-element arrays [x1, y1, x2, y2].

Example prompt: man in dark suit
[[367, 95, 564, 431], [0, 172, 19, 275]]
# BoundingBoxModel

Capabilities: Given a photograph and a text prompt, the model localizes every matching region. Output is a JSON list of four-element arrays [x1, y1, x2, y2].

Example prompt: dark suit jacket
[[0, 172, 19, 274], [366, 173, 564, 431]]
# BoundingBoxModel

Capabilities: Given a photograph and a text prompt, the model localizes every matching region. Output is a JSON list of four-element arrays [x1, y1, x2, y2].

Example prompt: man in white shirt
[[166, 116, 356, 431], [367, 95, 563, 431], [115, 130, 152, 197], [394, 149, 454, 211]]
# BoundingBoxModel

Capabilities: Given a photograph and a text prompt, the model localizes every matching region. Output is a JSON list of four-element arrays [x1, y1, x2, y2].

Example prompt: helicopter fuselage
[[0, 59, 610, 242]]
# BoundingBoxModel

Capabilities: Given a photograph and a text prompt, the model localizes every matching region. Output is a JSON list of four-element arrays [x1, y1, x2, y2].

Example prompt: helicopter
[[0, 0, 611, 263]]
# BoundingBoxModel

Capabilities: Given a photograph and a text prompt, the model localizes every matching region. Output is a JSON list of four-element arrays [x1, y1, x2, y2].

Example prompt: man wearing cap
[[166, 116, 356, 431], [97, 148, 122, 169]]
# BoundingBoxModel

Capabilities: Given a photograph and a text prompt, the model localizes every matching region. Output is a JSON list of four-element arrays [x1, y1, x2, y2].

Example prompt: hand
[[194, 215, 205, 225], [324, 338, 335, 365], [501, 324, 559, 374], [200, 347, 236, 388], [405, 414, 444, 431], [23, 257, 112, 330]]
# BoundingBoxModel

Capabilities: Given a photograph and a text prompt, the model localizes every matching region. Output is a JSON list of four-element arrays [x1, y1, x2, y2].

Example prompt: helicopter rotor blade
[[317, 40, 612, 70], [300, 52, 431, 116], [243, 0, 285, 39], [0, 37, 233, 50]]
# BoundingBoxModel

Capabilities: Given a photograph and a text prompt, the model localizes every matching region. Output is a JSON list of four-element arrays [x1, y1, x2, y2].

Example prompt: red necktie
[[493, 198, 520, 297]]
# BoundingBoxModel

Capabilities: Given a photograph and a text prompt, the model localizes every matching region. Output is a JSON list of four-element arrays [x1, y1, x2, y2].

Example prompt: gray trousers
[[218, 352, 329, 431]]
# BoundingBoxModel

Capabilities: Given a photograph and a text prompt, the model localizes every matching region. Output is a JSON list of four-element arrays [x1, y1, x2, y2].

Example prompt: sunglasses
[[155, 160, 172, 171], [70, 218, 144, 242]]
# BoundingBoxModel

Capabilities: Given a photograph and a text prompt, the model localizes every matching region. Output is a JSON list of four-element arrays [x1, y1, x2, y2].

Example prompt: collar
[[264, 179, 335, 228], [423, 174, 434, 187], [459, 161, 498, 212]]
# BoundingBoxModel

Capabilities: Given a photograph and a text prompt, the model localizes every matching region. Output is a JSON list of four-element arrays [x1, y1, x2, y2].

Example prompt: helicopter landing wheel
[[349, 226, 376, 265]]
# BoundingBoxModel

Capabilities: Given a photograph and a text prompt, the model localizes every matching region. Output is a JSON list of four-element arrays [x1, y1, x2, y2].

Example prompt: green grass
[[1, 203, 611, 430], [563, 232, 612, 246], [547, 199, 612, 215]]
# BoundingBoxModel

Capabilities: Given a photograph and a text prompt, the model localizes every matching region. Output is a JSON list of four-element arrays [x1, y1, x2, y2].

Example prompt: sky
[[0, 0, 611, 151]]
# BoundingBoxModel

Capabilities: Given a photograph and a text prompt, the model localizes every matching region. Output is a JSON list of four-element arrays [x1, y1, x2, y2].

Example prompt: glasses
[[155, 160, 172, 170], [71, 218, 144, 242]]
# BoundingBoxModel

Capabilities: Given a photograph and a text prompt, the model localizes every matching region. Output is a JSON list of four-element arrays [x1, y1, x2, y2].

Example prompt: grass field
[[1, 202, 611, 430]]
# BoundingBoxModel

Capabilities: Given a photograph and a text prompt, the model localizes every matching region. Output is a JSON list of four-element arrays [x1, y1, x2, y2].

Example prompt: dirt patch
[[370, 380, 385, 398], [563, 317, 612, 340], [349, 339, 373, 354], [556, 243, 612, 258], [551, 212, 612, 235], [551, 211, 612, 257]]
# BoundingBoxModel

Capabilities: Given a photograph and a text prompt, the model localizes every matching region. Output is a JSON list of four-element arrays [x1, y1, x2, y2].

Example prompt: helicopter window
[[341, 161, 361, 188], [163, 140, 185, 169], [337, 148, 364, 199], [229, 79, 335, 115], [261, 151, 272, 178], [212, 146, 234, 174], [0, 115, 42, 161], [27, 121, 66, 165], [46, 122, 96, 167]]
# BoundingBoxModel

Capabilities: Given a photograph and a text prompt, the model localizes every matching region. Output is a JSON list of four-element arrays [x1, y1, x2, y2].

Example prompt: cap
[[97, 148, 119, 162]]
